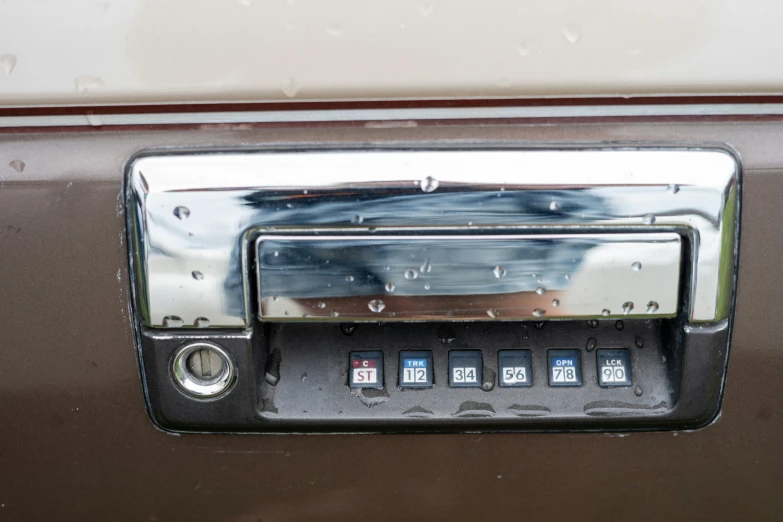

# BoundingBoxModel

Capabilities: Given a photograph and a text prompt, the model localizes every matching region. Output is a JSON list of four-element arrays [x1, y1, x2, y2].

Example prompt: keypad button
[[597, 349, 632, 387], [349, 351, 383, 389], [498, 350, 532, 387], [399, 351, 433, 388], [547, 349, 583, 387], [449, 350, 482, 388]]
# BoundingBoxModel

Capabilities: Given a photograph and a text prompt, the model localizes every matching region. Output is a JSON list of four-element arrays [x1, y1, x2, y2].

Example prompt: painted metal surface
[[3, 0, 783, 106], [0, 119, 780, 520]]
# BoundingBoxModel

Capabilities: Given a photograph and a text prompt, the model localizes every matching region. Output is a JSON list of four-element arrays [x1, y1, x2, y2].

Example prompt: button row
[[349, 349, 632, 389]]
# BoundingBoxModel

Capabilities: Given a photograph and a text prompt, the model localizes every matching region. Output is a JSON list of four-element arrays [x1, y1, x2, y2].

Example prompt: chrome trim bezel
[[127, 147, 739, 327]]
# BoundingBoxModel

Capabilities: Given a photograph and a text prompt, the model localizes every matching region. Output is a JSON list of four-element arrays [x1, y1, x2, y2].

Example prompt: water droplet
[[642, 214, 656, 225], [162, 315, 184, 327], [419, 3, 435, 17], [521, 326, 529, 340], [345, 275, 354, 282], [8, 160, 25, 173], [173, 206, 190, 220], [551, 299, 560, 307], [85, 111, 102, 127], [194, 317, 211, 327], [564, 274, 571, 280], [318, 302, 326, 309], [602, 309, 611, 316], [622, 302, 634, 315], [562, 23, 582, 44], [420, 176, 439, 193], [351, 214, 364, 224], [667, 184, 680, 194], [301, 372, 308, 382], [549, 201, 560, 211], [326, 23, 343, 36], [646, 300, 659, 313], [384, 265, 391, 271], [286, 203, 293, 209], [191, 271, 204, 280], [404, 269, 418, 280], [487, 309, 498, 319], [586, 337, 597, 352], [420, 259, 432, 273], [532, 308, 546, 317], [517, 42, 531, 56], [385, 282, 396, 293], [534, 321, 545, 330], [331, 310, 339, 317], [74, 75, 105, 93], [340, 323, 357, 336], [632, 262, 642, 271], [273, 251, 279, 257], [0, 54, 17, 75], [634, 385, 643, 397], [282, 77, 300, 98], [615, 320, 625, 331], [635, 335, 644, 348], [272, 295, 279, 301], [493, 265, 506, 279], [368, 299, 385, 313], [424, 282, 431, 290], [587, 319, 598, 328]]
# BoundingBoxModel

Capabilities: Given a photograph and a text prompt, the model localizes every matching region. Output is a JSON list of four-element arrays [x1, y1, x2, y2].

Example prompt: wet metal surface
[[0, 120, 780, 520]]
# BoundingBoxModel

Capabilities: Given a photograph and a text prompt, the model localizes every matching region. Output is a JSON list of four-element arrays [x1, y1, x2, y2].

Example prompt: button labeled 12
[[399, 351, 433, 388]]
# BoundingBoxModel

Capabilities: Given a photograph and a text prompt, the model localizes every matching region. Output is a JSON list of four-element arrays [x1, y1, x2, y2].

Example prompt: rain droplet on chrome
[[642, 214, 656, 225], [632, 262, 642, 271], [602, 309, 610, 316], [345, 275, 355, 282], [551, 299, 560, 307], [8, 160, 25, 173], [622, 301, 634, 315], [351, 214, 364, 224], [646, 300, 659, 313], [191, 271, 204, 280], [420, 259, 432, 273], [194, 317, 211, 327], [173, 206, 190, 220], [331, 310, 339, 317], [549, 201, 560, 211], [272, 295, 279, 301], [318, 302, 326, 309], [536, 287, 545, 295], [420, 176, 439, 193], [368, 299, 386, 313], [667, 184, 680, 194], [424, 282, 431, 290], [487, 309, 499, 319], [162, 315, 184, 327], [493, 266, 506, 279], [532, 308, 546, 317], [385, 282, 396, 293], [404, 269, 418, 280], [586, 337, 597, 352]]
